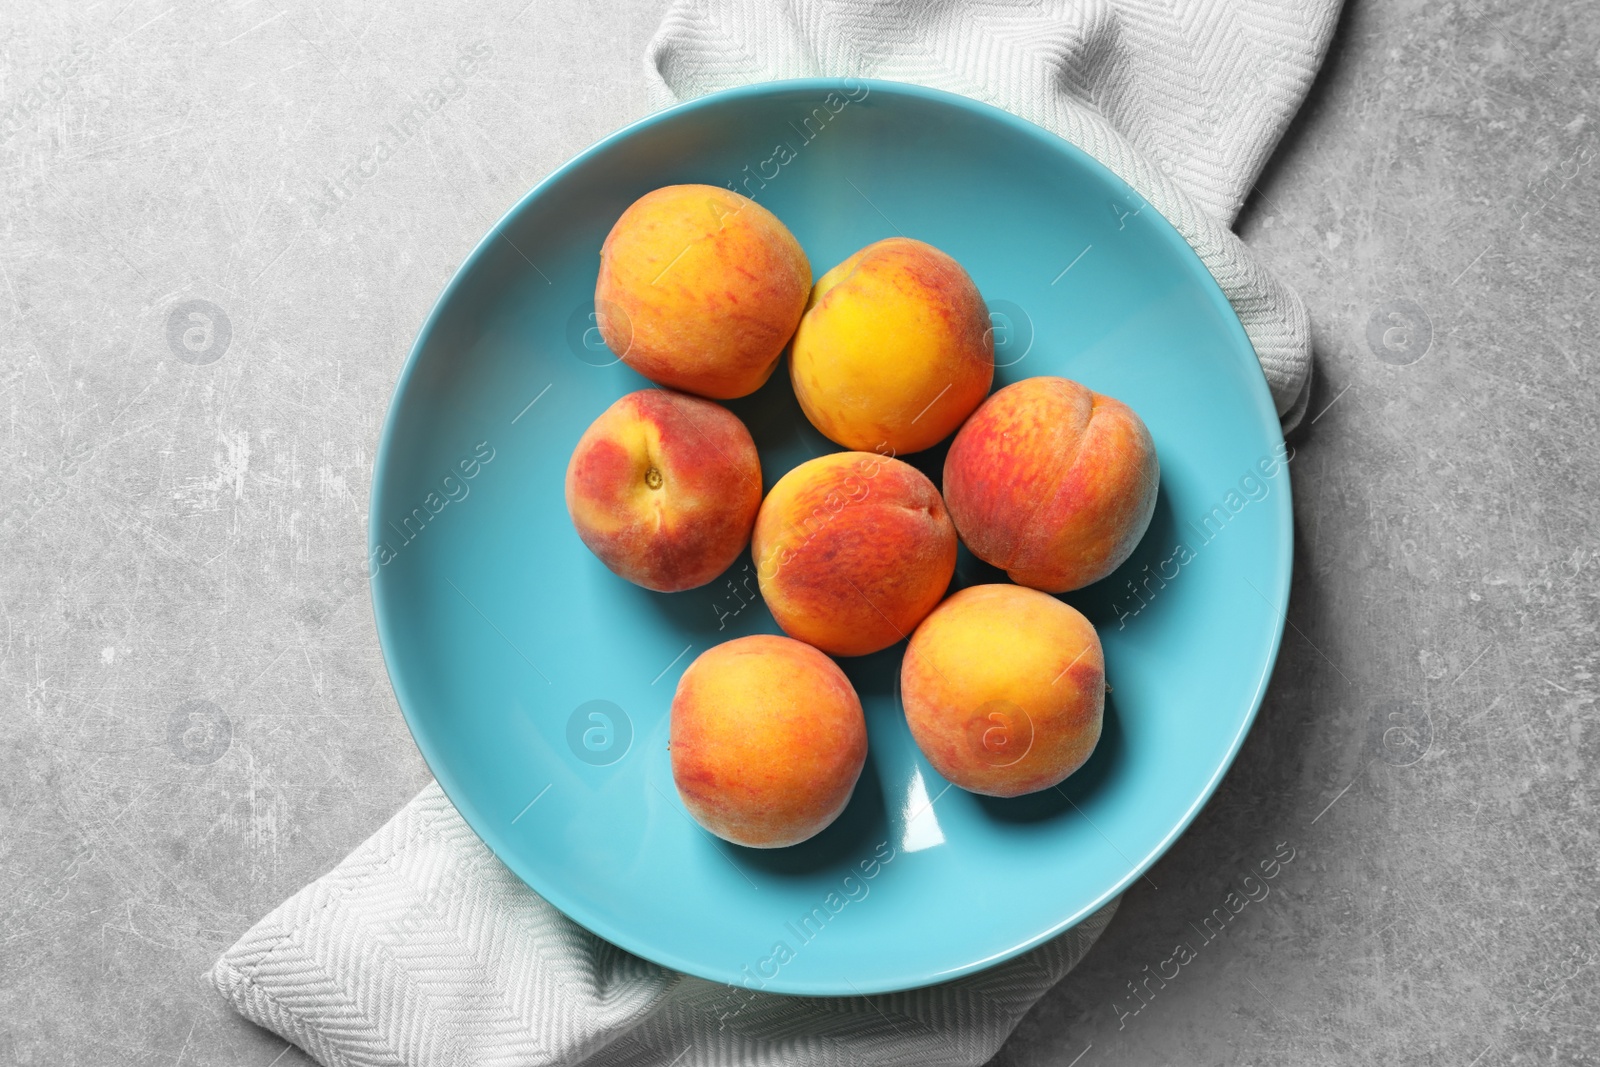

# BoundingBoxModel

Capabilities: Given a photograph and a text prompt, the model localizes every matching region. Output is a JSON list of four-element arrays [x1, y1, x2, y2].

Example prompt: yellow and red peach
[[789, 237, 993, 454], [901, 584, 1104, 797], [565, 388, 761, 592], [752, 451, 956, 657], [942, 376, 1158, 593], [595, 184, 811, 399], [671, 634, 868, 848]]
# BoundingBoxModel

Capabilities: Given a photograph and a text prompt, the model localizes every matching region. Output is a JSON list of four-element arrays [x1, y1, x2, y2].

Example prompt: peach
[[671, 634, 868, 848], [943, 376, 1158, 593], [752, 451, 956, 657], [901, 584, 1104, 797], [789, 237, 993, 454], [595, 184, 811, 399], [565, 389, 761, 592]]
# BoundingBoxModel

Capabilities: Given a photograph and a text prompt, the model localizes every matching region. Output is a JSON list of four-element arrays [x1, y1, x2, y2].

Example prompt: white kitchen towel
[[213, 4, 1342, 1064], [213, 781, 1119, 1067], [646, 0, 1342, 428]]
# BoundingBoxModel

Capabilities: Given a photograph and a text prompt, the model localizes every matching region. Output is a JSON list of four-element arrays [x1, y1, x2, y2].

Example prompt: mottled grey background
[[1, 1, 1596, 1065]]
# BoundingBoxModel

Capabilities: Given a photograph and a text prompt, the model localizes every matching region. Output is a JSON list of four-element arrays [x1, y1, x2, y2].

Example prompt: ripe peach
[[901, 584, 1104, 797], [595, 184, 811, 399], [671, 634, 868, 848], [565, 389, 761, 592], [752, 451, 956, 657], [943, 376, 1158, 593], [789, 237, 993, 454]]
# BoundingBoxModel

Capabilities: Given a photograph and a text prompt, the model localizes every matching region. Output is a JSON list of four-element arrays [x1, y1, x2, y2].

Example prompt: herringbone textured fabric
[[214, 782, 1119, 1067], [645, 0, 1343, 427]]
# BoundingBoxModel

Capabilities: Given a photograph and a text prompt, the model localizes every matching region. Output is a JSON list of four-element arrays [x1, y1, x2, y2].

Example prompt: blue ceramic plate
[[370, 80, 1292, 996]]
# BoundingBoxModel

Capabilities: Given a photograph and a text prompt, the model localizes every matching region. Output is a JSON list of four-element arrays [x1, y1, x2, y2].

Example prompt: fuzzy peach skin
[[789, 237, 993, 454], [752, 451, 956, 657], [671, 634, 868, 848], [595, 185, 811, 399], [902, 584, 1104, 797], [943, 376, 1159, 593], [565, 389, 762, 592]]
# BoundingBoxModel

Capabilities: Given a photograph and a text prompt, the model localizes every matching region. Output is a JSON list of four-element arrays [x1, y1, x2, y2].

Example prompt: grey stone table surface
[[2, 1, 1595, 1065]]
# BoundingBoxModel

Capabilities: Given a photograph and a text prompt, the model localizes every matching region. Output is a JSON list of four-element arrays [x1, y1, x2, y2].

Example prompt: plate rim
[[368, 77, 1294, 996]]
